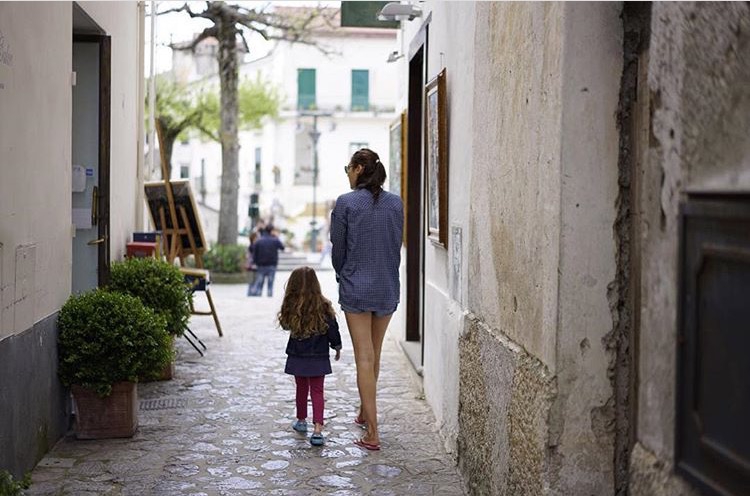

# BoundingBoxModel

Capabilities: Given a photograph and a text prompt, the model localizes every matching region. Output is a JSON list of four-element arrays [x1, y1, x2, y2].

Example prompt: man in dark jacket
[[250, 225, 285, 296]]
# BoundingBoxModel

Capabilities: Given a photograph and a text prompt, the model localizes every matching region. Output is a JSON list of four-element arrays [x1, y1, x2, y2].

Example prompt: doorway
[[403, 31, 427, 371], [71, 5, 111, 293]]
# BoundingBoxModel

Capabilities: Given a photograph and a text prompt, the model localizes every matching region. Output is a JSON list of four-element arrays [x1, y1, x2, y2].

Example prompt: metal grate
[[140, 398, 187, 411]]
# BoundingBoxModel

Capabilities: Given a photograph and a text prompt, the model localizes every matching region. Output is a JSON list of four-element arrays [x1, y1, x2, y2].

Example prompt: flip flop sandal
[[354, 437, 381, 451], [354, 416, 367, 429], [292, 420, 308, 433], [310, 433, 325, 446]]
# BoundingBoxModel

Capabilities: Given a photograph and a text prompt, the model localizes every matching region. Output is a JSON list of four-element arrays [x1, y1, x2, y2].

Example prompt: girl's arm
[[327, 317, 342, 350]]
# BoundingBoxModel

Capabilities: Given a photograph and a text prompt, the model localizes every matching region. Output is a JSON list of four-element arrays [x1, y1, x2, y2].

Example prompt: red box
[[126, 241, 157, 258]]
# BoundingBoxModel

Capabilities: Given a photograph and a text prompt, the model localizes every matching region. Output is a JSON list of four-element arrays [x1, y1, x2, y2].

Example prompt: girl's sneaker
[[292, 420, 308, 433], [310, 433, 325, 446]]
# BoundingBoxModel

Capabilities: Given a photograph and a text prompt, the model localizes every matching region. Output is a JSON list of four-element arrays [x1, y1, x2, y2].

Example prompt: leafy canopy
[[152, 75, 280, 143]]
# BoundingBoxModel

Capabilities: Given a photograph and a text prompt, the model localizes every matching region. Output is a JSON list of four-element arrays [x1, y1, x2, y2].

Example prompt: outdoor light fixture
[[377, 2, 423, 22], [387, 51, 404, 63]]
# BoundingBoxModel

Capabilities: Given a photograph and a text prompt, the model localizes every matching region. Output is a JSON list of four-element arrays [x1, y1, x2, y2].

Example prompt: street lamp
[[299, 111, 332, 252]]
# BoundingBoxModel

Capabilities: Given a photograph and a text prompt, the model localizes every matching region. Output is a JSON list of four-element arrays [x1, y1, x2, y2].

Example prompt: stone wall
[[631, 2, 750, 493]]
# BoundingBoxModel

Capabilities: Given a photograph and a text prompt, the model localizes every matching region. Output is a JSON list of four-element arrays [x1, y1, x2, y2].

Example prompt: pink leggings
[[295, 376, 325, 425]]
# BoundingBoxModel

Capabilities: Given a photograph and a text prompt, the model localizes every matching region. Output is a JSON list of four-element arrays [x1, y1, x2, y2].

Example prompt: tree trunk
[[155, 117, 175, 180], [216, 19, 240, 245]]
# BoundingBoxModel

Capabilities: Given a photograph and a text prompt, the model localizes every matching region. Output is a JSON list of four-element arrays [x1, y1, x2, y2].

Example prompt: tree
[[151, 76, 279, 184], [162, 1, 336, 245]]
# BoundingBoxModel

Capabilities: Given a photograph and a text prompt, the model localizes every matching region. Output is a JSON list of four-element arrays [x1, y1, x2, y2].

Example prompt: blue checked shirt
[[331, 188, 403, 314]]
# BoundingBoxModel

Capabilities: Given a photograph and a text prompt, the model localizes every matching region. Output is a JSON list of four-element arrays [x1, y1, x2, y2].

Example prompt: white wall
[[398, 1, 477, 454], [0, 1, 142, 338], [0, 2, 72, 337]]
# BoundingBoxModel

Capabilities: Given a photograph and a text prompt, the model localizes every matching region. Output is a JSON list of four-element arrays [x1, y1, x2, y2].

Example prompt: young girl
[[278, 266, 341, 446]]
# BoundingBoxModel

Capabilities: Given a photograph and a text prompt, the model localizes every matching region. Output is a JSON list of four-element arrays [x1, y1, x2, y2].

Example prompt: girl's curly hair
[[278, 266, 335, 339]]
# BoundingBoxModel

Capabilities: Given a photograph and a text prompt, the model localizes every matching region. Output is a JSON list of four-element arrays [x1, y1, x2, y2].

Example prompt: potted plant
[[57, 288, 171, 439], [109, 257, 192, 380]]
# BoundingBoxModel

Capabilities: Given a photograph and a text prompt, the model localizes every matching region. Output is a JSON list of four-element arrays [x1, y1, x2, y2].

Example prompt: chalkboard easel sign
[[144, 180, 206, 265]]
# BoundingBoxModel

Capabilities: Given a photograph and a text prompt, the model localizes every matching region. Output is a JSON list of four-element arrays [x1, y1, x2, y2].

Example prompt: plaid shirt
[[331, 188, 403, 313]]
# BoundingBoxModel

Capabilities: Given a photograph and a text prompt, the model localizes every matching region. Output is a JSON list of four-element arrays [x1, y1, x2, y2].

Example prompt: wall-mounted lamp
[[387, 51, 405, 63], [377, 2, 423, 22]]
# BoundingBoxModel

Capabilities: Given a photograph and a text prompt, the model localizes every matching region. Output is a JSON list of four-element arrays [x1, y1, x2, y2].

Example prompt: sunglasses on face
[[344, 164, 352, 174]]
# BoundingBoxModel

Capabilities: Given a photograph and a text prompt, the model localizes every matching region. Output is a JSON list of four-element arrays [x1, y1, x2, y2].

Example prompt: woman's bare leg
[[346, 311, 380, 443], [347, 312, 393, 444], [356, 314, 392, 421], [371, 314, 392, 382]]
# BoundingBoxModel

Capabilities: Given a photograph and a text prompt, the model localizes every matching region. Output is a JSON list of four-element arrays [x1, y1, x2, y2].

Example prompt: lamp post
[[299, 111, 332, 252]]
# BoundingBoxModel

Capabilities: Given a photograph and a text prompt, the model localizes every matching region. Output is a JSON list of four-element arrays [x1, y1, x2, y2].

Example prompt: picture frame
[[389, 110, 408, 245], [425, 68, 448, 248]]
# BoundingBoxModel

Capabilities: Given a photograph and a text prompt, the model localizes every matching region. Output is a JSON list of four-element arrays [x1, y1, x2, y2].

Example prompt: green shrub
[[57, 289, 171, 397], [0, 470, 30, 496], [109, 257, 192, 337], [203, 244, 246, 273]]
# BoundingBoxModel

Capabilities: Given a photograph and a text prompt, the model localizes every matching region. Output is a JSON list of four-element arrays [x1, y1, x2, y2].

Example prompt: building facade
[[171, 10, 398, 247], [390, 2, 750, 495], [0, 1, 145, 478]]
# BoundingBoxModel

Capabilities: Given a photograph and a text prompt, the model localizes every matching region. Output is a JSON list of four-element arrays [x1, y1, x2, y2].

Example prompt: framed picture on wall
[[425, 68, 448, 248], [389, 110, 408, 245]]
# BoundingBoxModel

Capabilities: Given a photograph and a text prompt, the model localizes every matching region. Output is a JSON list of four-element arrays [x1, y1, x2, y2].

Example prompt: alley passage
[[26, 270, 465, 495]]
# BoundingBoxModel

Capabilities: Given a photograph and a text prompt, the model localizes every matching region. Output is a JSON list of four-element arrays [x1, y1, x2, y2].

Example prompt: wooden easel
[[154, 126, 223, 338]]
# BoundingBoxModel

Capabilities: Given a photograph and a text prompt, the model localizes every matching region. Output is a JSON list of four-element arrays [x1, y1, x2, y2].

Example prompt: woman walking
[[330, 148, 403, 451]]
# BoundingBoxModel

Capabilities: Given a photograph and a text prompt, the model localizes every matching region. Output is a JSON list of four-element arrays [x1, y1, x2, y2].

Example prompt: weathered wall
[[631, 2, 750, 493], [0, 0, 143, 477], [459, 1, 622, 493], [419, 0, 476, 455], [458, 315, 555, 495], [0, 2, 73, 337], [552, 2, 622, 493], [468, 2, 563, 371], [0, 315, 69, 478]]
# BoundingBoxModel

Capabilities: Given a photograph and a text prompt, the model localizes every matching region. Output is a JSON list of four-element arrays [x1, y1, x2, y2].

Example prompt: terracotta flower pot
[[71, 381, 138, 439]]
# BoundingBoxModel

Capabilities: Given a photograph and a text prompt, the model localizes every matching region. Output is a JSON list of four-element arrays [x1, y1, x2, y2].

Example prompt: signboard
[[341, 2, 399, 29]]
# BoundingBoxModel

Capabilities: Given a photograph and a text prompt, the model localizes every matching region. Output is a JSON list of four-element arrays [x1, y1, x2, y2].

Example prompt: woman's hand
[[335, 349, 341, 361]]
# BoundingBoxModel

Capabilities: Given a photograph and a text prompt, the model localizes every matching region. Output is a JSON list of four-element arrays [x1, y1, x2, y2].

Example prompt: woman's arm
[[330, 204, 347, 275]]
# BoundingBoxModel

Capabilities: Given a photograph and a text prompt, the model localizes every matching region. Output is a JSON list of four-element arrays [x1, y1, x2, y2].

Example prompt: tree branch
[[171, 26, 219, 51]]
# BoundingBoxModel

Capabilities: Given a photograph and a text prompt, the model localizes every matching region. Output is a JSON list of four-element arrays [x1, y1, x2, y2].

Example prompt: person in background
[[245, 231, 259, 296], [250, 224, 285, 297]]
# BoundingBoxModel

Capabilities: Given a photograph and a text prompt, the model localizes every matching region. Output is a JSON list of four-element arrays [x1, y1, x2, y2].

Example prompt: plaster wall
[[0, 0, 142, 476], [418, 0, 476, 456], [414, 2, 622, 493], [551, 2, 622, 492], [631, 2, 750, 492], [468, 1, 563, 371], [0, 2, 73, 337]]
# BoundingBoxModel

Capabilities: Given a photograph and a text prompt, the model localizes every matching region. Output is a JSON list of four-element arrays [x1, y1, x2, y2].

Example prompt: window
[[254, 147, 262, 186], [180, 164, 190, 179], [349, 142, 369, 157], [351, 69, 369, 111], [297, 68, 316, 110]]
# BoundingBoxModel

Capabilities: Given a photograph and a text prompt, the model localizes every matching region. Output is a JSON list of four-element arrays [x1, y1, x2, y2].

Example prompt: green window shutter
[[298, 69, 316, 110], [351, 70, 369, 111]]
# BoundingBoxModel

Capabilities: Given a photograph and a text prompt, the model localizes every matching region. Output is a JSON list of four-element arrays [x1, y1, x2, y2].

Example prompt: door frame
[[73, 33, 111, 286], [404, 17, 430, 364]]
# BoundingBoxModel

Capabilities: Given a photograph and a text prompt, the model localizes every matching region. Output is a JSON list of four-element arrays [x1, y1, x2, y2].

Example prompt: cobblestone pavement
[[27, 270, 466, 495]]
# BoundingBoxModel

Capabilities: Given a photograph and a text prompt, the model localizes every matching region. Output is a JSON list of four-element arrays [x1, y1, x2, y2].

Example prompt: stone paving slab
[[26, 271, 466, 495]]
